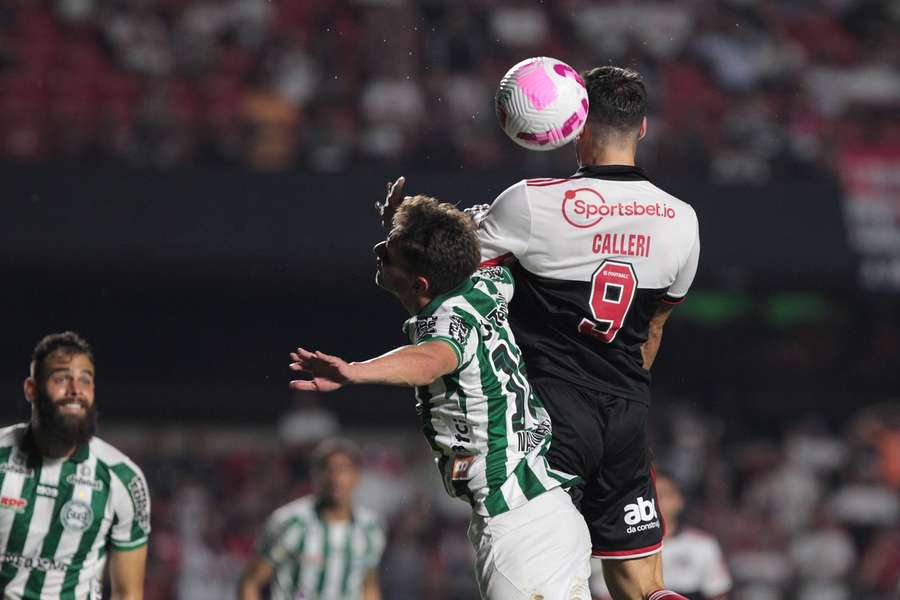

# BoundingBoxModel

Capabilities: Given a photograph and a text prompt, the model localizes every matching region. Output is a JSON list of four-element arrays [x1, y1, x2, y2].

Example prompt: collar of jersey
[[573, 164, 650, 180], [417, 277, 476, 318], [22, 425, 91, 464]]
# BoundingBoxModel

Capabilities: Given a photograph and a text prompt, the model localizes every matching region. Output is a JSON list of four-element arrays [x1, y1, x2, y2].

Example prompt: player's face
[[315, 452, 360, 508], [655, 475, 684, 523], [373, 239, 416, 296], [29, 351, 97, 446]]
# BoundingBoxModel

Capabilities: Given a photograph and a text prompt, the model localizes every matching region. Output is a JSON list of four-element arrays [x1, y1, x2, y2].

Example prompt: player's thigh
[[601, 553, 664, 600], [582, 397, 662, 557], [470, 488, 592, 600], [530, 378, 605, 492]]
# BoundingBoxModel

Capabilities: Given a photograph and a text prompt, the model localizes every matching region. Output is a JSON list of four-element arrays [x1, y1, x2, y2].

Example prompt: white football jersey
[[474, 165, 700, 400]]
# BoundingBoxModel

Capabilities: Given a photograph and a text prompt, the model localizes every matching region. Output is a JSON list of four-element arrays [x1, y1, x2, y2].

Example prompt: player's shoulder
[[522, 176, 576, 188], [270, 494, 317, 524], [91, 436, 146, 480], [0, 423, 27, 448], [645, 181, 698, 221]]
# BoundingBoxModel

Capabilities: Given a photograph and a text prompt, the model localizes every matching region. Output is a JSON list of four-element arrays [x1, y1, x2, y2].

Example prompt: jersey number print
[[578, 260, 638, 343]]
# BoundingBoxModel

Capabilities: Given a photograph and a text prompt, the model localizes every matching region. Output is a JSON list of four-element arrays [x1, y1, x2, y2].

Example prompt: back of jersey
[[476, 165, 699, 401]]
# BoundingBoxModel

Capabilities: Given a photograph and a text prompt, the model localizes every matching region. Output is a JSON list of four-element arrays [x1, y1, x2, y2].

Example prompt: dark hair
[[390, 195, 480, 296], [30, 332, 94, 380], [582, 66, 647, 132], [311, 438, 362, 471]]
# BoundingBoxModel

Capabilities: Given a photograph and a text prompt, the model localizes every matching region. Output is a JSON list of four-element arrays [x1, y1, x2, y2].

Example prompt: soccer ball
[[495, 57, 589, 151]]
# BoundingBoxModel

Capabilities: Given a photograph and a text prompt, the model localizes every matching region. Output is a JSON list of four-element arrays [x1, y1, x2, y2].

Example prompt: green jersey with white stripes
[[403, 265, 577, 517], [0, 424, 150, 600], [257, 495, 385, 600]]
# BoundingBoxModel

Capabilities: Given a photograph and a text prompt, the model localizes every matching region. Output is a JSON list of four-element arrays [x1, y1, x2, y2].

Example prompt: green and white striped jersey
[[257, 495, 385, 600], [0, 424, 150, 600], [403, 266, 578, 517]]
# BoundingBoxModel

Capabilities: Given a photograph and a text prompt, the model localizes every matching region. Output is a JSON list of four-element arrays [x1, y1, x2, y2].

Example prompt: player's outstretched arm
[[109, 546, 147, 600], [374, 176, 407, 230], [289, 342, 458, 391]]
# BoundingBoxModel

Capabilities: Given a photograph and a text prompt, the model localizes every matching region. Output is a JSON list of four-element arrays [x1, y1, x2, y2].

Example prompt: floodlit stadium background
[[1, 1, 899, 598]]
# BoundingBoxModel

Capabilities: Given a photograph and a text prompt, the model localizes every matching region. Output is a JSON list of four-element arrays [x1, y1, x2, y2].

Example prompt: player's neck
[[319, 504, 353, 522], [580, 148, 637, 167]]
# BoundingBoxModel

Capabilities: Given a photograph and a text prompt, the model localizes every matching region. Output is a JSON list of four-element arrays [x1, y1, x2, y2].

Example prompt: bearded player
[[0, 332, 150, 599], [380, 66, 699, 600]]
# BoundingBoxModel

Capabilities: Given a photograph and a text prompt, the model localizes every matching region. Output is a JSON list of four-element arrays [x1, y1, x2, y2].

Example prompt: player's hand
[[375, 176, 407, 230], [289, 347, 355, 392]]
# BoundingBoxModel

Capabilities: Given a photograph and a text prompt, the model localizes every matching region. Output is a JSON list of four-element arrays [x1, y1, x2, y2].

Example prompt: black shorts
[[532, 377, 664, 559]]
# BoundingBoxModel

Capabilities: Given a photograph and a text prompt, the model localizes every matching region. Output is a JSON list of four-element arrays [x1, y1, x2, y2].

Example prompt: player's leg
[[584, 393, 670, 600], [468, 488, 591, 600], [601, 554, 663, 600]]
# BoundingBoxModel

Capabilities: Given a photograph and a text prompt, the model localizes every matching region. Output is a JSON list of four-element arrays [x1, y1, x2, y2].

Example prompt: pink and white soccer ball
[[495, 57, 589, 151]]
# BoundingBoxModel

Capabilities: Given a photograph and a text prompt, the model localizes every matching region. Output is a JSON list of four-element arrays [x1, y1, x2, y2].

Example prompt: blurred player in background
[[290, 195, 591, 600], [591, 473, 732, 600], [238, 438, 384, 600], [382, 66, 699, 600], [0, 332, 150, 599]]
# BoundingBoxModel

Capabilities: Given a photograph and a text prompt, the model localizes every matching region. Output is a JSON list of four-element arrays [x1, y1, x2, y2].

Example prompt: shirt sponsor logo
[[128, 477, 151, 532], [60, 499, 94, 531], [0, 552, 70, 572], [487, 301, 509, 327], [623, 496, 660, 534], [415, 317, 438, 340], [0, 463, 33, 477], [0, 496, 28, 512], [447, 315, 471, 347], [66, 474, 104, 491], [36, 484, 58, 498], [516, 418, 551, 453], [562, 188, 676, 228]]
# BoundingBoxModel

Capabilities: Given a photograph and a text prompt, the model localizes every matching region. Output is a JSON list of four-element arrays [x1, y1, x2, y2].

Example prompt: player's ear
[[413, 275, 430, 297], [23, 377, 36, 405], [638, 116, 647, 140]]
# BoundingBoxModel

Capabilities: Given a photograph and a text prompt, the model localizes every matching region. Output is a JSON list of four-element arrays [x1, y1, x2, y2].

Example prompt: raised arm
[[289, 341, 459, 391]]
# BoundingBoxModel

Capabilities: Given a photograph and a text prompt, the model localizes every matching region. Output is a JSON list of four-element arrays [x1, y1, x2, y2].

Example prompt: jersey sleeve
[[700, 538, 733, 597], [362, 520, 387, 570], [475, 180, 532, 265], [414, 307, 479, 368], [108, 461, 151, 551], [664, 208, 700, 303]]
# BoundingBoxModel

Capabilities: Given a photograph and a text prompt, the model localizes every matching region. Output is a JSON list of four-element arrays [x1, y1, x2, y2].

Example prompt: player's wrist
[[345, 362, 365, 385]]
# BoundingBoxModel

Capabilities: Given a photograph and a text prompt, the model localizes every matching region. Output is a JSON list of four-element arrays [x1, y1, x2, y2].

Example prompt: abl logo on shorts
[[623, 496, 660, 534]]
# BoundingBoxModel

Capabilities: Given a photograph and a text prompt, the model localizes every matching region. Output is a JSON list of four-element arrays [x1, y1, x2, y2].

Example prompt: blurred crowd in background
[[104, 398, 900, 600], [0, 0, 898, 180], [3, 0, 899, 599]]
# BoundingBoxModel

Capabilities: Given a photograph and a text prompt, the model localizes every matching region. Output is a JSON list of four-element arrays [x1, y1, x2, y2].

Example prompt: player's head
[[655, 471, 685, 528], [576, 66, 647, 163], [24, 332, 98, 448], [374, 195, 480, 313], [311, 438, 362, 508]]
